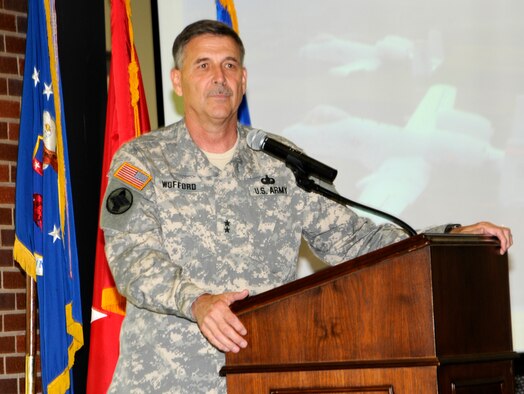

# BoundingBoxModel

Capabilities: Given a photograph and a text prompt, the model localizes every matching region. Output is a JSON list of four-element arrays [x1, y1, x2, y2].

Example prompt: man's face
[[171, 34, 247, 125]]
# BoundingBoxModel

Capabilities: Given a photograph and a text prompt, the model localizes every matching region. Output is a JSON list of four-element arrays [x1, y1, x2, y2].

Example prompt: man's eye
[[225, 63, 235, 69], [199, 63, 208, 69]]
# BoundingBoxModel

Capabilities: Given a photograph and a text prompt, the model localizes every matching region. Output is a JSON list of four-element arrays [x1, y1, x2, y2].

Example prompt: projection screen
[[156, 0, 524, 350]]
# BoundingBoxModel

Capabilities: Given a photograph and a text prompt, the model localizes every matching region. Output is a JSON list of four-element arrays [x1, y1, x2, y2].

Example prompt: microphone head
[[246, 129, 267, 151]]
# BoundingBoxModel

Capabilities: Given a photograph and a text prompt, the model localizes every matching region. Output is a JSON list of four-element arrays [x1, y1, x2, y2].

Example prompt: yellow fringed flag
[[14, 0, 83, 392], [215, 0, 251, 125]]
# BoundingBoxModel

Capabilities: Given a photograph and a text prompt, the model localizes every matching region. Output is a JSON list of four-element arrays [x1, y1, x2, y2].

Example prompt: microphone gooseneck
[[246, 129, 417, 237]]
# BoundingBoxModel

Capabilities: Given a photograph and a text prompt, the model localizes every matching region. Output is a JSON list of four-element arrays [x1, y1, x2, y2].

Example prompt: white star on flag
[[48, 224, 61, 243], [43, 82, 53, 100], [32, 67, 40, 87]]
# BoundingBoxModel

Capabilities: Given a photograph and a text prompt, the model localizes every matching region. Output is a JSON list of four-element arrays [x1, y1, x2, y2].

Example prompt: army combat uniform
[[101, 120, 436, 393]]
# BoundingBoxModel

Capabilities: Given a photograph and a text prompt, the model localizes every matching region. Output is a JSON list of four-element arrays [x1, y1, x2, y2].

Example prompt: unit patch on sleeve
[[114, 162, 152, 190], [106, 187, 133, 214]]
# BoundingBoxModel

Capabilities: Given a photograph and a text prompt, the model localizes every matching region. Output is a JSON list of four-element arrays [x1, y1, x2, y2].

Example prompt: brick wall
[[0, 1, 31, 394]]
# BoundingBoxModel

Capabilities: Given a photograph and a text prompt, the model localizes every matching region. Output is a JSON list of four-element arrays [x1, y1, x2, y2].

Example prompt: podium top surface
[[231, 233, 501, 315]]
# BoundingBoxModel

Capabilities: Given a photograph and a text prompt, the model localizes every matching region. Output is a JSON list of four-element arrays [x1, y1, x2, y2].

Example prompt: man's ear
[[171, 68, 183, 96], [242, 67, 247, 95]]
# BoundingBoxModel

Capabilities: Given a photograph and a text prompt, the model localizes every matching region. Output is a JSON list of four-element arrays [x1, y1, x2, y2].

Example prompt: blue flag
[[215, 0, 252, 126], [14, 0, 83, 392]]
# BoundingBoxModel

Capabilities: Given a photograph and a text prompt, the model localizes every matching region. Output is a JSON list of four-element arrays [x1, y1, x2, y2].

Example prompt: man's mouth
[[208, 86, 233, 97]]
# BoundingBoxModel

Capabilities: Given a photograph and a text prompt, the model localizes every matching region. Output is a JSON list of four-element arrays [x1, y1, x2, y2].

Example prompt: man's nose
[[212, 66, 226, 85]]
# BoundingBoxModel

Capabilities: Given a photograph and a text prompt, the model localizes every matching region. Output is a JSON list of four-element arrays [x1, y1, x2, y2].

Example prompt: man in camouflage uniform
[[101, 20, 513, 393]]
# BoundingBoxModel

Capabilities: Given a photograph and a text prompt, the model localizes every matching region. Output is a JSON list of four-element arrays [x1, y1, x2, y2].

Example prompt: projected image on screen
[[157, 0, 524, 350]]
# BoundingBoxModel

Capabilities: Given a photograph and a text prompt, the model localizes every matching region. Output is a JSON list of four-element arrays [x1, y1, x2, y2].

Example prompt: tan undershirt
[[202, 137, 238, 170]]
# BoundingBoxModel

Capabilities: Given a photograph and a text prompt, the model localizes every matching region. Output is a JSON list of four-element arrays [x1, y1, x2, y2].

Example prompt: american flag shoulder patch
[[114, 162, 152, 190]]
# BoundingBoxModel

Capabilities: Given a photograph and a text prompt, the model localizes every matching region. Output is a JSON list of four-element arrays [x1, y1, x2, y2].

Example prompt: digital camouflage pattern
[[101, 120, 441, 393]]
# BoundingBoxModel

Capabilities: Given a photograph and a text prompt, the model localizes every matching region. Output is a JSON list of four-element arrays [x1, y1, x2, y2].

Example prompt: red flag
[[86, 0, 150, 392]]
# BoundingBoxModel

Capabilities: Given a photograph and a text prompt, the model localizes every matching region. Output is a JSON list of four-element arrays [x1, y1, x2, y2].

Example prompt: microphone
[[246, 129, 338, 183]]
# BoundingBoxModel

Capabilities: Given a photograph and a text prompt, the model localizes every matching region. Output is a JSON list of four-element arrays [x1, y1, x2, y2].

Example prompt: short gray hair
[[172, 19, 245, 69]]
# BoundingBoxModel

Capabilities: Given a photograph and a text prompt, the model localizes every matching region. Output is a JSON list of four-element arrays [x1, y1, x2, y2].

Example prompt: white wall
[[157, 0, 524, 351]]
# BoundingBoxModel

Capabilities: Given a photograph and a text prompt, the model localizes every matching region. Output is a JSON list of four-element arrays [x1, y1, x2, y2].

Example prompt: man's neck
[[185, 115, 238, 153]]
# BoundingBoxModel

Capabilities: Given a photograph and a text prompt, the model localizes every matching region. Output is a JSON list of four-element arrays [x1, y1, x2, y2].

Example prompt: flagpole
[[25, 275, 36, 394]]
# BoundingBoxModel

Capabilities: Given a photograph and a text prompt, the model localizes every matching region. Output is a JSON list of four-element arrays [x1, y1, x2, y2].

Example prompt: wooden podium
[[220, 234, 516, 393]]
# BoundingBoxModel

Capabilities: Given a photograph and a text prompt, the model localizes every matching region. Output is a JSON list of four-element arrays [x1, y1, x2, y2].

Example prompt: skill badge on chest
[[249, 175, 289, 196]]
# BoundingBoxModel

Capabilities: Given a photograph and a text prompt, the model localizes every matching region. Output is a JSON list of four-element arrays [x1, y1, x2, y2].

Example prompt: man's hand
[[191, 289, 249, 353], [450, 221, 513, 255]]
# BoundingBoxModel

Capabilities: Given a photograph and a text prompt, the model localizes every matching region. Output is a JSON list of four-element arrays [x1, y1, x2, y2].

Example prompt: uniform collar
[[169, 119, 263, 178], [233, 123, 263, 179]]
